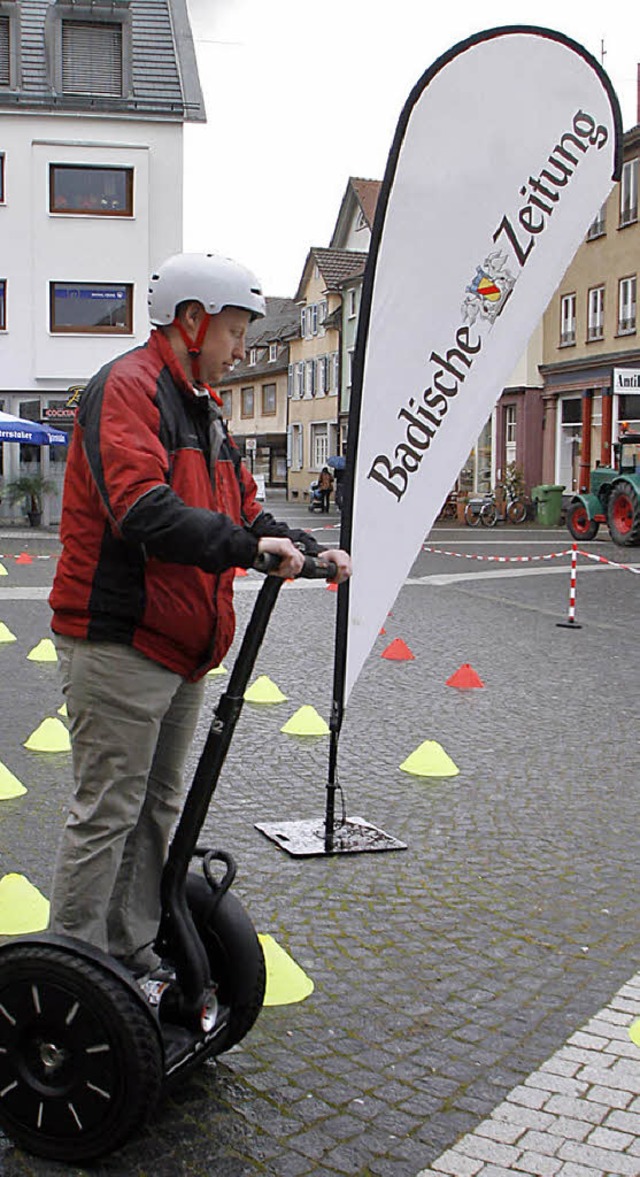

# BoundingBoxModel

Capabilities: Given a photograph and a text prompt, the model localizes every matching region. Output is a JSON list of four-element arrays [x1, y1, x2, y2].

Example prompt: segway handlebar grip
[[253, 552, 337, 580]]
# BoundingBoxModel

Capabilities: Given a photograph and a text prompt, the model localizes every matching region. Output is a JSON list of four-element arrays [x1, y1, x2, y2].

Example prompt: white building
[[0, 0, 204, 522]]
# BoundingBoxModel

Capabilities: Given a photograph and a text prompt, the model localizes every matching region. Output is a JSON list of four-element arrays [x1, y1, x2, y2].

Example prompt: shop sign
[[613, 368, 640, 392]]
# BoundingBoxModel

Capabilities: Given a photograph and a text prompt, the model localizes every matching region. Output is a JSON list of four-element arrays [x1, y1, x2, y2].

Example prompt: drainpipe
[[578, 389, 593, 492], [600, 385, 613, 468]]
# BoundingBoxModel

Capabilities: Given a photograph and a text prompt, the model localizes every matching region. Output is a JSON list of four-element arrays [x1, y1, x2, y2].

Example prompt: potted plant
[[5, 473, 56, 527]]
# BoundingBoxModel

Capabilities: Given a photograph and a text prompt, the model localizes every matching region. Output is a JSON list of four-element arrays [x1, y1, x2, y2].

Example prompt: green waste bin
[[531, 484, 565, 526]]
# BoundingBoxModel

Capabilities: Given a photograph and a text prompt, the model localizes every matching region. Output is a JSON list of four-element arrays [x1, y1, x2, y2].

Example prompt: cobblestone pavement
[[0, 510, 639, 1175]]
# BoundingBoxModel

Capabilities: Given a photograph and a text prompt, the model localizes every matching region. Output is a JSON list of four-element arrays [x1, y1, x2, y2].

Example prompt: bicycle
[[463, 495, 490, 527], [480, 484, 528, 527]]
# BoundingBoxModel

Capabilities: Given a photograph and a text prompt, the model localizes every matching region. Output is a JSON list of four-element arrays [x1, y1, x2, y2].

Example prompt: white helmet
[[148, 252, 266, 325]]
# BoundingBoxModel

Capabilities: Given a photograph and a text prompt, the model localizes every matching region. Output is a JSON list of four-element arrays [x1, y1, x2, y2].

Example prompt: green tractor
[[566, 432, 640, 546]]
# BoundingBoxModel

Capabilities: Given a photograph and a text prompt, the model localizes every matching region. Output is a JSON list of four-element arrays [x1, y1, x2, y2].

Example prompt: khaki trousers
[[50, 636, 205, 972]]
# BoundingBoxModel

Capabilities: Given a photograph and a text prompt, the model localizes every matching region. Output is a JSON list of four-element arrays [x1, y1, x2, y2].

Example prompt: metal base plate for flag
[[255, 816, 407, 857], [556, 619, 583, 629]]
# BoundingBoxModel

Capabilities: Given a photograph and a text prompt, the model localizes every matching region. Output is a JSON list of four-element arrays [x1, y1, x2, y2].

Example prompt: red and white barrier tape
[[422, 544, 640, 573]]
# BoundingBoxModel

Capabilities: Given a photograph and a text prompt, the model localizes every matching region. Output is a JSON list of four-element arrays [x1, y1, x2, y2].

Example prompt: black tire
[[0, 942, 163, 1162], [607, 481, 640, 546], [566, 502, 599, 542], [463, 502, 481, 528], [186, 876, 266, 1052], [480, 502, 498, 527], [507, 498, 527, 525]]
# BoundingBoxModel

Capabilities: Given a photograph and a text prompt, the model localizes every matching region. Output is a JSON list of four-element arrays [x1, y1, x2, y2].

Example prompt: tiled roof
[[295, 248, 368, 300], [219, 297, 299, 385], [0, 0, 204, 121], [246, 297, 299, 347]]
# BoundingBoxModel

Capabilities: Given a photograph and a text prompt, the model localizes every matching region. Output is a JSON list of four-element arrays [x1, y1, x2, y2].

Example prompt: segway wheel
[[186, 875, 266, 1052], [0, 942, 163, 1162]]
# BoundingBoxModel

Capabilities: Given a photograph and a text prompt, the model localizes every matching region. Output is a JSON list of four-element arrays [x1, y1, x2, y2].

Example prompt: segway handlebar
[[254, 551, 338, 580]]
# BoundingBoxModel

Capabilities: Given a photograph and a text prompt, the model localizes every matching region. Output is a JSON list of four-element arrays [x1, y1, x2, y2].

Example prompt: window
[[618, 276, 637, 334], [560, 293, 576, 345], [220, 390, 232, 419], [0, 279, 5, 330], [316, 355, 327, 396], [347, 349, 355, 388], [287, 364, 294, 398], [305, 359, 316, 398], [318, 301, 327, 332], [301, 303, 319, 338], [240, 386, 254, 418], [248, 348, 256, 367], [586, 203, 606, 239], [294, 361, 304, 398], [289, 422, 303, 470], [310, 423, 329, 470], [62, 20, 123, 97], [348, 289, 357, 318], [587, 286, 604, 341], [0, 152, 4, 203], [50, 164, 133, 216], [620, 159, 638, 228], [261, 383, 276, 415], [50, 282, 132, 333], [268, 342, 278, 362], [0, 16, 8, 86], [504, 404, 517, 466], [331, 352, 340, 393]]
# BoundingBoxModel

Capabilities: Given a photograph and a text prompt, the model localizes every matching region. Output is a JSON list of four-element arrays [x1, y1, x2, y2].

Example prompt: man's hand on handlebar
[[317, 548, 352, 584], [256, 536, 305, 579]]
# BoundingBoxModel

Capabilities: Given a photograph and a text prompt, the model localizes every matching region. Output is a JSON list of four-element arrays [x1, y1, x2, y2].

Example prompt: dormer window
[[268, 343, 278, 362], [62, 20, 123, 96], [0, 16, 9, 85], [46, 3, 132, 100], [0, 2, 19, 90], [248, 347, 257, 366]]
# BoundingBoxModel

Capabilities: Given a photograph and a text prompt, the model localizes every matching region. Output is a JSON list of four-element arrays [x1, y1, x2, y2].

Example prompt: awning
[[0, 412, 68, 445]]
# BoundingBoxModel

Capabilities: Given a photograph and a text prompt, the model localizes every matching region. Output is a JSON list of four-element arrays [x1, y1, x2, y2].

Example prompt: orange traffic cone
[[446, 663, 484, 689], [381, 638, 415, 661]]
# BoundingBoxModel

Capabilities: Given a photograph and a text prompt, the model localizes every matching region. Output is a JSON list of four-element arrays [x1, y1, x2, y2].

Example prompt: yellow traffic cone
[[258, 934, 314, 1006], [0, 622, 16, 643], [24, 717, 71, 752], [245, 675, 288, 704], [27, 638, 57, 662], [0, 762, 26, 799], [281, 705, 329, 736], [400, 740, 459, 778], [0, 873, 49, 934]]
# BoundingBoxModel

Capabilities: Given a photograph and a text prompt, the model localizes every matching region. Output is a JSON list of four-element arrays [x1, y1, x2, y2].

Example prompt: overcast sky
[[183, 1, 640, 297]]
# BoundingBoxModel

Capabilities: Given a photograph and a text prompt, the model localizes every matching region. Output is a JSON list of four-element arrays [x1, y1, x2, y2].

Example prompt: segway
[[0, 552, 334, 1162]]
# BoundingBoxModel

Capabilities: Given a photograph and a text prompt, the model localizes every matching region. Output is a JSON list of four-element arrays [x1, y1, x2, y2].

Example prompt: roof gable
[[295, 247, 368, 302], [329, 176, 381, 250]]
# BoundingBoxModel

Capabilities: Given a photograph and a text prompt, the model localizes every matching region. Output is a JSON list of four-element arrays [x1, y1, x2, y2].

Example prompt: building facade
[[216, 297, 299, 492], [540, 122, 640, 493], [287, 247, 366, 500], [0, 0, 203, 522]]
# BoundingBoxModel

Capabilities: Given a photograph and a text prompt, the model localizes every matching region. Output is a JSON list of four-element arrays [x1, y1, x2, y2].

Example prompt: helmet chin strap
[[172, 312, 211, 384]]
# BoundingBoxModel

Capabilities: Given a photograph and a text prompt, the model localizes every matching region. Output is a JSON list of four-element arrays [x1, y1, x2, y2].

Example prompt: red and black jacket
[[50, 329, 318, 680]]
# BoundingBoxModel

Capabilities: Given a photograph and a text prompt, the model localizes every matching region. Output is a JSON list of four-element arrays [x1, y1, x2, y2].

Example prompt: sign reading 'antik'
[[334, 27, 622, 709]]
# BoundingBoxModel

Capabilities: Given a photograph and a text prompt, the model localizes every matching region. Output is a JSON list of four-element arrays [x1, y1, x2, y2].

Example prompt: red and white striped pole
[[556, 542, 582, 629]]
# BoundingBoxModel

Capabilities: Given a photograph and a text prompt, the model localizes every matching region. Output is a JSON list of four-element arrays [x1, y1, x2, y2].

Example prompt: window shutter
[[62, 21, 123, 96], [0, 17, 10, 86]]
